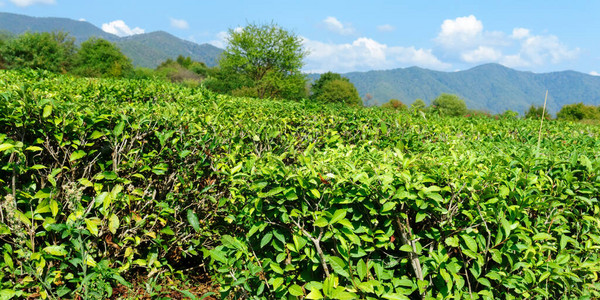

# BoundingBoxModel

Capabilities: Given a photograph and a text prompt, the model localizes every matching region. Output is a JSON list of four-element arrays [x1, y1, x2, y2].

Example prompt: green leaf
[[272, 277, 284, 291], [186, 210, 200, 233], [85, 218, 101, 236], [382, 293, 410, 300], [306, 289, 324, 299], [415, 212, 427, 223], [0, 289, 16, 300], [42, 105, 52, 118], [4, 252, 13, 270], [43, 245, 68, 256], [49, 200, 59, 217], [260, 232, 273, 248], [25, 146, 43, 151], [70, 150, 86, 162], [108, 214, 120, 235], [501, 216, 511, 237], [289, 284, 304, 296], [357, 259, 367, 281], [314, 217, 329, 227], [310, 189, 321, 199], [461, 234, 478, 253], [0, 143, 14, 152], [532, 233, 554, 241], [329, 209, 347, 225], [328, 256, 349, 278]]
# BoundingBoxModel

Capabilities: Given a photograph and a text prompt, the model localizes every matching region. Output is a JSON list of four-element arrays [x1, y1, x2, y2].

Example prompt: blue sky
[[1, 0, 599, 75]]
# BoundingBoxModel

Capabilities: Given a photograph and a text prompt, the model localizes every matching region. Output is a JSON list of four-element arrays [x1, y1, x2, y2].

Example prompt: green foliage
[[410, 99, 426, 111], [1, 69, 600, 299], [0, 31, 75, 73], [310, 72, 344, 98], [556, 102, 600, 121], [313, 79, 362, 106], [217, 23, 307, 100], [382, 99, 407, 110], [431, 93, 468, 116], [525, 104, 551, 120], [73, 38, 133, 77]]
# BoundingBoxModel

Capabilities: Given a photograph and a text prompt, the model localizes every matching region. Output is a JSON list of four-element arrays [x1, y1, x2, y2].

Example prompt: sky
[[1, 0, 599, 75]]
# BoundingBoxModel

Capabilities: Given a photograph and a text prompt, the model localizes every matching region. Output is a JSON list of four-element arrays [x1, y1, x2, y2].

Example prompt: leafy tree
[[73, 38, 133, 77], [314, 79, 362, 106], [410, 99, 426, 111], [525, 105, 551, 120], [310, 72, 361, 105], [218, 22, 307, 100], [310, 72, 344, 98], [556, 103, 600, 121], [431, 93, 467, 116], [381, 99, 407, 110], [1, 31, 75, 73]]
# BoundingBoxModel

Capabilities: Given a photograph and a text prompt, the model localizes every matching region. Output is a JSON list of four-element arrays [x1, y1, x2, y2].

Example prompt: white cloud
[[170, 18, 189, 30], [303, 36, 450, 73], [434, 15, 578, 68], [436, 15, 484, 49], [461, 46, 502, 63], [511, 27, 530, 39], [377, 24, 395, 32], [9, 0, 53, 6], [322, 16, 355, 35], [78, 18, 86, 22], [101, 20, 144, 37], [208, 27, 242, 49], [590, 71, 600, 76]]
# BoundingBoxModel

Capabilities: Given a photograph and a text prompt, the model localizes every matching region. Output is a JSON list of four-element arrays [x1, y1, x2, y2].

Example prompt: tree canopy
[[218, 23, 308, 100], [73, 38, 133, 77], [431, 93, 467, 117], [1, 31, 75, 73], [314, 79, 362, 106]]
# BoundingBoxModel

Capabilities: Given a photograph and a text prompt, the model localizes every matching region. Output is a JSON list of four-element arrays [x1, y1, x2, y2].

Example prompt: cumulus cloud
[[101, 20, 144, 37], [302, 36, 450, 73], [322, 17, 355, 35], [434, 15, 578, 68], [590, 71, 600, 76], [170, 18, 189, 30], [9, 0, 54, 6], [461, 46, 503, 63], [208, 27, 242, 49], [511, 27, 530, 39], [377, 24, 395, 32]]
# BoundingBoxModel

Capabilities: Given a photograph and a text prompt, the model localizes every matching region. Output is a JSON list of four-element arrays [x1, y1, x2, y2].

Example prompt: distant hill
[[115, 31, 222, 68], [0, 12, 222, 68], [310, 64, 600, 115]]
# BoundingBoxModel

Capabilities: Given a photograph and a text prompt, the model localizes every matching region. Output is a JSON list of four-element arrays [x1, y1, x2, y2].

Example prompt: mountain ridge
[[0, 12, 222, 68]]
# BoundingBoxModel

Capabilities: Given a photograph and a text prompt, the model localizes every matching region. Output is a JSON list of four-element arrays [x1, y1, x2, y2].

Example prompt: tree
[[218, 23, 307, 100], [310, 72, 344, 98], [431, 93, 467, 116], [381, 99, 407, 110], [311, 72, 361, 106], [314, 79, 362, 106], [556, 103, 600, 121], [2, 31, 75, 73], [524, 105, 551, 120], [410, 99, 426, 111], [73, 38, 132, 77]]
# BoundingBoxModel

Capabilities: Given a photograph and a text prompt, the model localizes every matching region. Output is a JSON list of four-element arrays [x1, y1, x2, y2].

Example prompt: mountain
[[0, 12, 118, 42], [0, 12, 222, 68], [115, 31, 222, 68], [312, 64, 600, 115]]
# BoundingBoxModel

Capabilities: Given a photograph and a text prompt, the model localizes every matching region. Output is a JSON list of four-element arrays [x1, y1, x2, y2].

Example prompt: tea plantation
[[1, 70, 599, 299]]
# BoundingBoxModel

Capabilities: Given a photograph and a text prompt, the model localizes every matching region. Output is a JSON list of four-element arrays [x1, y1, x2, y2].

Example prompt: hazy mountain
[[0, 12, 222, 68], [115, 31, 222, 68], [310, 64, 600, 115], [0, 12, 118, 42]]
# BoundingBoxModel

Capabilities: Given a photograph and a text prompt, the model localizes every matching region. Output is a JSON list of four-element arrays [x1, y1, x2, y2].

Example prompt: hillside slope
[[0, 12, 222, 68], [329, 64, 600, 114]]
